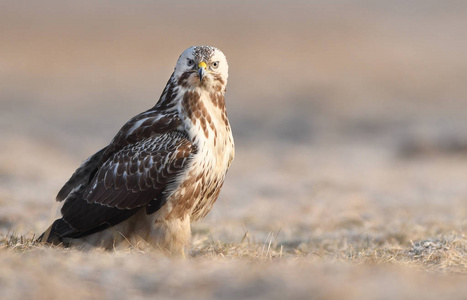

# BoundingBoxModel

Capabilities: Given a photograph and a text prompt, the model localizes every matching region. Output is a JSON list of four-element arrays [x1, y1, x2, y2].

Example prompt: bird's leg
[[150, 215, 191, 257]]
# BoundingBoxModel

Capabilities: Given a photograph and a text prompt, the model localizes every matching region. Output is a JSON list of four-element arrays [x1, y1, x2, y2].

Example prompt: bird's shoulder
[[56, 107, 185, 203], [82, 129, 196, 210], [103, 108, 183, 160]]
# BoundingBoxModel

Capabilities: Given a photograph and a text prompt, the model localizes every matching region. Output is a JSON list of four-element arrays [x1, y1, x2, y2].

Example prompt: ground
[[1, 1, 466, 299]]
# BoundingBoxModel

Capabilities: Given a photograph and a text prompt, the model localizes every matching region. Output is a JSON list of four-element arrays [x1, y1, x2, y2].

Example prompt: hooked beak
[[198, 61, 207, 82]]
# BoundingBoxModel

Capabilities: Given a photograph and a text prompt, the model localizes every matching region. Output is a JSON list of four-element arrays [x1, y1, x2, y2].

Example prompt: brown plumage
[[38, 46, 234, 255]]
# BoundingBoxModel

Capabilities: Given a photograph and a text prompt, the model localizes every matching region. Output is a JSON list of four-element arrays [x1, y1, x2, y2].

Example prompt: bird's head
[[173, 46, 228, 91]]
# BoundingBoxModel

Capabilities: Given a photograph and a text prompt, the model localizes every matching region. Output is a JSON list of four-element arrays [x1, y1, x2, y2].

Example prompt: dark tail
[[37, 219, 74, 246]]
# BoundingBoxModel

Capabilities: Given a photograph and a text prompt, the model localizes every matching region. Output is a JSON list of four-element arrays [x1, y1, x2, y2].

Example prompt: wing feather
[[42, 78, 195, 240], [59, 130, 196, 232], [56, 147, 107, 202]]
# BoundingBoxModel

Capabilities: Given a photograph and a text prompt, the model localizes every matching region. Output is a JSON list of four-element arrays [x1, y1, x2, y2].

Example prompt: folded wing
[[55, 130, 195, 237]]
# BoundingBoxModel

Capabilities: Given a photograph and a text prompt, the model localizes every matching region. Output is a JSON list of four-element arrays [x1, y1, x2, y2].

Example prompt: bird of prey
[[38, 46, 235, 255]]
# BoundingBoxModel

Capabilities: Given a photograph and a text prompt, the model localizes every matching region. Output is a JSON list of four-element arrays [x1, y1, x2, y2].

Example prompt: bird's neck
[[179, 88, 232, 147]]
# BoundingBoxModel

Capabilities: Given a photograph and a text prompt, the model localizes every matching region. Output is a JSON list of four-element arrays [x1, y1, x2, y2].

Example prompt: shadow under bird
[[38, 46, 235, 256]]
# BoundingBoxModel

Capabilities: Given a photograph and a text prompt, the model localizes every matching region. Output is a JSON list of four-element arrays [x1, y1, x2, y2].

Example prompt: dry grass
[[2, 230, 466, 272], [196, 233, 466, 274], [1, 230, 466, 299]]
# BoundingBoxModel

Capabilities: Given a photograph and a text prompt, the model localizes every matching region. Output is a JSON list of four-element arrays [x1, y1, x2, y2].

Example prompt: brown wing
[[55, 109, 181, 201], [42, 77, 188, 240], [103, 110, 181, 159], [56, 147, 107, 202], [60, 130, 196, 232]]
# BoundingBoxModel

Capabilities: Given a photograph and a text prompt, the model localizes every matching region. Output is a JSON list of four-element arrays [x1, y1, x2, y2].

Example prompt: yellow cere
[[198, 61, 207, 69]]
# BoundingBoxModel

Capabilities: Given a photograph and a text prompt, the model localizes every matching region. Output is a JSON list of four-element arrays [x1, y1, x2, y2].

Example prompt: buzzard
[[38, 46, 235, 255]]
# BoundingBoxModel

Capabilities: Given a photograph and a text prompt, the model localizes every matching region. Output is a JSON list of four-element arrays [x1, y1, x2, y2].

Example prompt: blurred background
[[1, 0, 466, 243]]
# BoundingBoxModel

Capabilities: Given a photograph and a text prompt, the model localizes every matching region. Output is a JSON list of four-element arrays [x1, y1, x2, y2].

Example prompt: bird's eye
[[211, 61, 219, 69], [187, 59, 194, 66]]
